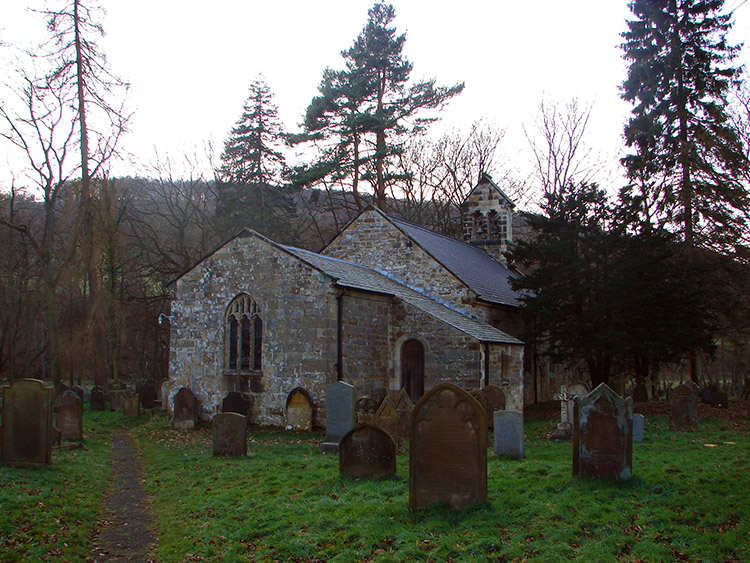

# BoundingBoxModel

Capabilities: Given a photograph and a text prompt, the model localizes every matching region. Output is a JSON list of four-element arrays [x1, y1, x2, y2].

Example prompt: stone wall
[[168, 233, 338, 427]]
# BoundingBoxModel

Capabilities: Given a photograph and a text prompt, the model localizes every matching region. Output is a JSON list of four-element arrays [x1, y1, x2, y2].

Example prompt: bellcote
[[461, 172, 515, 264]]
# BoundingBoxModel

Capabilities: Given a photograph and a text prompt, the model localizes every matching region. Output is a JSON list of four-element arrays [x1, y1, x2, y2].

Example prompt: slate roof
[[385, 215, 520, 307], [282, 245, 522, 345]]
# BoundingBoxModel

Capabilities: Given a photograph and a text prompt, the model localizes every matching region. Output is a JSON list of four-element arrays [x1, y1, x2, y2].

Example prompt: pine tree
[[216, 76, 288, 238], [295, 3, 464, 211], [621, 0, 750, 255]]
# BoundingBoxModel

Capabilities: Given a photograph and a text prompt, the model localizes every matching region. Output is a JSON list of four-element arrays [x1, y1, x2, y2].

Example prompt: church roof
[[282, 245, 522, 345], [386, 214, 520, 307]]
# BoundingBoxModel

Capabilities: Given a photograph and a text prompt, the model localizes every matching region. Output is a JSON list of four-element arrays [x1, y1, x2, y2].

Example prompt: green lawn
[[0, 409, 748, 562]]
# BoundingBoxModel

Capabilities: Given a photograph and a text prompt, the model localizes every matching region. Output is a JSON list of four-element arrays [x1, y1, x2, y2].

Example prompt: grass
[[132, 412, 750, 563], [1, 409, 748, 562]]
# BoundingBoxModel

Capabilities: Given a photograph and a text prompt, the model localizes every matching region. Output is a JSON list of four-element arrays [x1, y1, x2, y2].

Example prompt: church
[[166, 173, 531, 426]]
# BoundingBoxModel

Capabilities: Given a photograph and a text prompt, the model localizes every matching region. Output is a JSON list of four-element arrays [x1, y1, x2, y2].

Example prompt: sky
[[2, 0, 750, 196]]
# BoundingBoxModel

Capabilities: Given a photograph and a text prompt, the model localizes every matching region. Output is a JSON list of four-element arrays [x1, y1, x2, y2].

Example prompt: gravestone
[[669, 384, 698, 430], [355, 396, 378, 422], [173, 387, 199, 430], [222, 391, 251, 418], [373, 395, 402, 452], [285, 388, 313, 431], [1, 379, 54, 466], [90, 386, 108, 411], [633, 379, 649, 403], [122, 391, 140, 417], [550, 382, 590, 441], [482, 385, 506, 428], [339, 423, 396, 479], [109, 389, 124, 412], [161, 381, 170, 412], [55, 390, 83, 440], [573, 384, 632, 481], [212, 412, 247, 457], [71, 385, 85, 405], [409, 382, 487, 510], [494, 410, 524, 459], [390, 388, 414, 438], [321, 381, 355, 454], [140, 382, 158, 409], [633, 413, 645, 442]]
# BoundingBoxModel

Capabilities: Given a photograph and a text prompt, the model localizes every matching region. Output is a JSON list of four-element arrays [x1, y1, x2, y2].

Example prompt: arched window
[[225, 294, 262, 371]]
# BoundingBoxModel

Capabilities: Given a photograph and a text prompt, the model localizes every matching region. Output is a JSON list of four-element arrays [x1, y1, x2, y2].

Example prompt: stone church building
[[167, 173, 531, 427]]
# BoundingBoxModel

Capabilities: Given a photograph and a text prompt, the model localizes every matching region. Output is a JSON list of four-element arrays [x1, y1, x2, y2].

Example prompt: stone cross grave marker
[[122, 391, 140, 417], [409, 382, 487, 510], [285, 388, 313, 431], [1, 379, 54, 466], [339, 423, 396, 479], [670, 384, 698, 431], [573, 383, 633, 481], [494, 410, 524, 459], [173, 387, 199, 430], [90, 386, 107, 411], [55, 390, 83, 440], [550, 382, 589, 441], [633, 413, 645, 442], [222, 391, 251, 418], [212, 412, 247, 457], [321, 381, 355, 454]]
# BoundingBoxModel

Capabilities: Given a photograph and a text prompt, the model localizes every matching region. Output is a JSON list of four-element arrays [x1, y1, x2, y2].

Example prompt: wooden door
[[401, 339, 425, 402]]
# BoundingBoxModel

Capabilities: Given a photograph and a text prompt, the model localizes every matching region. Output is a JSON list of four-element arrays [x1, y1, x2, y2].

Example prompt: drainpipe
[[337, 289, 344, 382]]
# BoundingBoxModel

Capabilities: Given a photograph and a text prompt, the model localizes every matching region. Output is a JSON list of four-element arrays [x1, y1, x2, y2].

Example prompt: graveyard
[[0, 399, 748, 562]]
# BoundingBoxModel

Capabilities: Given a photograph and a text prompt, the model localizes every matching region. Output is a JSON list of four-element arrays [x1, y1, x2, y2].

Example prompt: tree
[[621, 0, 750, 255], [295, 3, 464, 211], [216, 76, 290, 239]]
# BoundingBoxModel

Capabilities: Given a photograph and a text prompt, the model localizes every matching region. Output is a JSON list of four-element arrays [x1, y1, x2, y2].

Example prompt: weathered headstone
[[373, 395, 402, 452], [109, 389, 124, 412], [140, 382, 158, 409], [339, 423, 396, 479], [90, 386, 108, 411], [321, 381, 355, 454], [222, 391, 251, 417], [573, 383, 632, 481], [669, 384, 698, 430], [71, 385, 85, 405], [494, 410, 524, 459], [390, 388, 414, 438], [355, 396, 378, 422], [409, 382, 487, 510], [1, 379, 54, 466], [550, 382, 589, 441], [212, 412, 247, 457], [633, 413, 645, 442], [122, 391, 140, 417], [160, 381, 170, 412], [55, 390, 83, 440], [285, 388, 313, 431], [173, 387, 199, 430], [482, 385, 506, 428]]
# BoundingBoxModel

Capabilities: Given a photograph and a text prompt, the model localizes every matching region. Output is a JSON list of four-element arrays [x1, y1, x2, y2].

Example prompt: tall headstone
[[285, 388, 313, 431], [321, 381, 355, 454], [573, 384, 632, 481], [409, 382, 487, 510], [339, 423, 396, 479], [55, 390, 83, 440], [669, 384, 698, 431], [212, 412, 247, 457], [122, 391, 140, 417], [632, 413, 645, 442], [1, 379, 54, 466], [494, 410, 524, 459], [173, 387, 199, 430], [222, 391, 251, 418], [90, 386, 108, 411]]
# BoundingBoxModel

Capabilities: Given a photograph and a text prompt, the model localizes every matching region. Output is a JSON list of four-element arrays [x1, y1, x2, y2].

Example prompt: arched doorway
[[401, 339, 425, 402]]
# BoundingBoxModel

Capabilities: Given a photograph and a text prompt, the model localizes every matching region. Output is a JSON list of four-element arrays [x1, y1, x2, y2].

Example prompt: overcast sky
[[2, 0, 750, 194]]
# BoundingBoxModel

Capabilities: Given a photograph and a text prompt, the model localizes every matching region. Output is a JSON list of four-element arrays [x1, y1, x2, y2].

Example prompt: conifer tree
[[216, 76, 288, 238], [620, 0, 749, 255], [295, 3, 464, 211]]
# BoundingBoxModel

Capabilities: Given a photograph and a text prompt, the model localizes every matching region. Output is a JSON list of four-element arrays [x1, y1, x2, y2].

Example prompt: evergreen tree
[[216, 76, 289, 238], [621, 0, 750, 255], [295, 3, 464, 211]]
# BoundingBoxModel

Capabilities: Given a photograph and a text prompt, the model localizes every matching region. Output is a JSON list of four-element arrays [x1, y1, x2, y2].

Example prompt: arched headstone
[[669, 384, 698, 430], [212, 412, 247, 457], [285, 388, 313, 431], [173, 387, 199, 430], [122, 391, 140, 418], [573, 384, 632, 480], [1, 379, 54, 466], [409, 383, 487, 510], [339, 423, 396, 479], [55, 390, 83, 440]]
